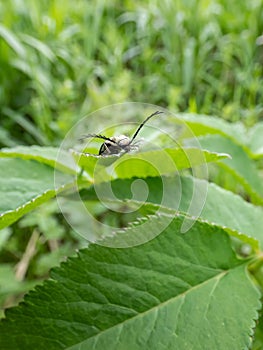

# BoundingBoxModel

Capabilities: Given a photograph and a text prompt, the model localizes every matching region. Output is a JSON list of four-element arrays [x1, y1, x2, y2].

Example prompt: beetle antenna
[[130, 111, 163, 144], [79, 134, 119, 145]]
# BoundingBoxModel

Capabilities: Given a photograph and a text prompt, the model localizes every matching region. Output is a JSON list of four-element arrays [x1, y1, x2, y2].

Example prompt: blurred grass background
[[1, 0, 263, 148], [0, 0, 263, 312]]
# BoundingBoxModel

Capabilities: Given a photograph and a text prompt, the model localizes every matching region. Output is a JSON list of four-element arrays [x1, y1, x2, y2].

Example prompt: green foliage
[[0, 217, 260, 350], [248, 122, 263, 158], [0, 158, 73, 229], [1, 0, 263, 147], [197, 135, 263, 204], [0, 111, 263, 348], [1, 0, 263, 348], [82, 175, 262, 248], [75, 147, 229, 182], [0, 145, 76, 173]]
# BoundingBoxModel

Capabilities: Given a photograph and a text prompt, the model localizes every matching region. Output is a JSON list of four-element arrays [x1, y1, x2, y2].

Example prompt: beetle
[[82, 110, 163, 155]]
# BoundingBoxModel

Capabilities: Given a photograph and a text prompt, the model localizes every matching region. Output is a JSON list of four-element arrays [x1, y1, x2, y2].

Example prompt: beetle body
[[98, 135, 131, 155], [82, 110, 163, 156]]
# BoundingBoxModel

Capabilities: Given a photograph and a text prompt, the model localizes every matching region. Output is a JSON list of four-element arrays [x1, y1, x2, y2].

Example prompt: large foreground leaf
[[0, 158, 73, 229], [0, 216, 260, 350]]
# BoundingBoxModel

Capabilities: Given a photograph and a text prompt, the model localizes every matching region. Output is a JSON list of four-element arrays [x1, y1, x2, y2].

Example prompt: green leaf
[[0, 158, 73, 229], [252, 312, 263, 350], [81, 175, 262, 249], [193, 180, 263, 249], [0, 24, 26, 57], [76, 148, 230, 183], [21, 34, 56, 62], [177, 113, 247, 146], [192, 135, 263, 204], [0, 127, 17, 147], [247, 122, 263, 159], [0, 264, 37, 307], [2, 108, 48, 145], [0, 145, 76, 173], [0, 216, 260, 350]]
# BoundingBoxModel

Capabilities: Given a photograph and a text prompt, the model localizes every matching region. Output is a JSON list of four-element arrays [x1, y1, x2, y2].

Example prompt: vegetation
[[0, 0, 263, 349]]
